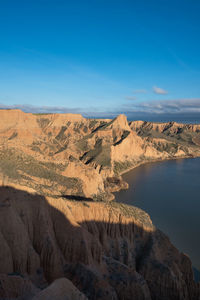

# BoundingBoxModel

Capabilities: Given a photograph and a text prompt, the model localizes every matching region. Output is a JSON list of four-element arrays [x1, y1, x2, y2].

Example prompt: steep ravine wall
[[0, 186, 200, 300]]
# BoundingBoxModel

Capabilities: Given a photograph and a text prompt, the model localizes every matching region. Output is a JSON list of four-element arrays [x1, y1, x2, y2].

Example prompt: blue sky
[[0, 0, 200, 120]]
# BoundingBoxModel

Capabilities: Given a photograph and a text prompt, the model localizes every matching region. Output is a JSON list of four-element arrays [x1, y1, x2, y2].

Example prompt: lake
[[115, 157, 200, 271]]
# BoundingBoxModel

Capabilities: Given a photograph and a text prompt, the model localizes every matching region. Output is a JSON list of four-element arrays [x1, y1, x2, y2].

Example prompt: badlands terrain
[[1, 109, 200, 200], [0, 109, 200, 299]]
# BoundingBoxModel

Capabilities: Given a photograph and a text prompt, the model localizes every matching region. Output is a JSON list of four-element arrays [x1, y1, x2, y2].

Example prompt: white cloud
[[0, 103, 81, 114], [1, 98, 200, 119], [153, 86, 168, 95], [124, 98, 200, 114]]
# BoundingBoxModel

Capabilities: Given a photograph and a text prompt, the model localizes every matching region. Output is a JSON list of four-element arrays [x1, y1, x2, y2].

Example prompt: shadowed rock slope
[[0, 109, 200, 201], [0, 186, 200, 300]]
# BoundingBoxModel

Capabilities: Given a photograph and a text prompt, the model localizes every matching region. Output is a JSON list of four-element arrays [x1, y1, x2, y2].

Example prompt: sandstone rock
[[0, 110, 200, 200], [32, 278, 88, 300], [0, 186, 199, 299], [0, 110, 200, 299]]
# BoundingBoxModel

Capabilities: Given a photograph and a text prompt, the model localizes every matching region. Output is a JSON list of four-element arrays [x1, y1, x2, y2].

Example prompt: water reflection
[[115, 158, 200, 270]]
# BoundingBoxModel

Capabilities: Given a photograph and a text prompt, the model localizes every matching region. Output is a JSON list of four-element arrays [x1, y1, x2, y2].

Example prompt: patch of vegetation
[[74, 127, 80, 133], [36, 118, 50, 129], [89, 119, 98, 129], [137, 125, 198, 149], [155, 142, 178, 154], [107, 202, 154, 228], [177, 132, 196, 145], [114, 160, 133, 175], [30, 145, 43, 154], [192, 135, 200, 146], [73, 122, 87, 134], [81, 144, 111, 167], [179, 146, 190, 155], [76, 133, 93, 152], [0, 154, 19, 179], [92, 192, 110, 201], [30, 140, 43, 153], [55, 126, 67, 141], [40, 160, 67, 172], [95, 146, 111, 167], [0, 149, 79, 192], [83, 126, 88, 133]]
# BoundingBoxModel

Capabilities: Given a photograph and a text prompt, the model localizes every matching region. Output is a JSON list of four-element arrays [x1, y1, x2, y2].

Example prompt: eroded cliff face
[[1, 110, 200, 298], [0, 186, 200, 300], [0, 109, 200, 200]]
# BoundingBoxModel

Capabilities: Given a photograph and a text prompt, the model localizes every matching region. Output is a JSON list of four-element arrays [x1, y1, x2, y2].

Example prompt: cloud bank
[[0, 103, 82, 114], [124, 98, 200, 114], [1, 98, 200, 121]]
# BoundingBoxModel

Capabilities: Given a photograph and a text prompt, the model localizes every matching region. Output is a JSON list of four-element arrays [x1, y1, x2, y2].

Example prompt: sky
[[0, 0, 200, 121]]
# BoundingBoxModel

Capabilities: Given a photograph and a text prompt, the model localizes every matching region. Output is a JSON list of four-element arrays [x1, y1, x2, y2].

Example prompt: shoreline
[[108, 153, 200, 200], [113, 154, 200, 276], [118, 153, 199, 177]]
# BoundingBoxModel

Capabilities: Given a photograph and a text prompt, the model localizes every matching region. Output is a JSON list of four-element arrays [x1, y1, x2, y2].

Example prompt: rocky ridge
[[0, 109, 200, 299], [0, 109, 200, 201]]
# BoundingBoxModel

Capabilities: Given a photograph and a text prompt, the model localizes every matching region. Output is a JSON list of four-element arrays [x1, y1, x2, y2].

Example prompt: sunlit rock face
[[0, 110, 200, 299], [0, 109, 200, 201]]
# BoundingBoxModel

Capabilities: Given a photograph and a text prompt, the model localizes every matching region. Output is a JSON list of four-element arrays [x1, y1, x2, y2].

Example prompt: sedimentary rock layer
[[0, 186, 199, 299], [0, 109, 200, 200]]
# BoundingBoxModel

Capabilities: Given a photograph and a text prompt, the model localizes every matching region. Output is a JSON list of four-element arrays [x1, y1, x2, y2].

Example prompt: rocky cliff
[[0, 186, 200, 300], [0, 110, 200, 299], [0, 109, 200, 201]]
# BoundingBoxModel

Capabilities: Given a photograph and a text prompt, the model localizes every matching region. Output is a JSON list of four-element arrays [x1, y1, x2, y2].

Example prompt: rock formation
[[0, 109, 200, 200], [0, 110, 200, 299], [0, 186, 200, 299]]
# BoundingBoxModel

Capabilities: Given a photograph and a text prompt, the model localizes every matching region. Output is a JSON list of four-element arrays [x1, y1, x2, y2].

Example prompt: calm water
[[115, 158, 200, 270]]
